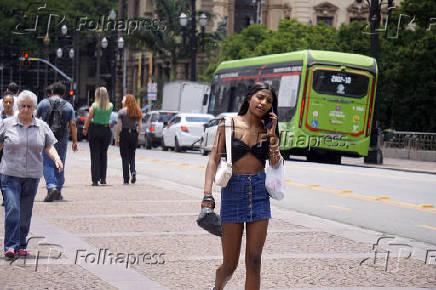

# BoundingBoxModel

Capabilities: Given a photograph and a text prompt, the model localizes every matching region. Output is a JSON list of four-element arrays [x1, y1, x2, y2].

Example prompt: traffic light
[[69, 90, 74, 96], [21, 51, 31, 67]]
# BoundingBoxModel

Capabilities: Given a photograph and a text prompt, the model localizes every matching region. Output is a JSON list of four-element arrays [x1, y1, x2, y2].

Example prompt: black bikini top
[[224, 118, 269, 167]]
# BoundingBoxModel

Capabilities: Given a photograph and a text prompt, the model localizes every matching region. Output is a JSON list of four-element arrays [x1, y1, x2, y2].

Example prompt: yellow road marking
[[418, 225, 436, 231], [284, 164, 436, 183], [285, 179, 434, 213], [376, 196, 390, 200], [131, 155, 435, 213], [328, 205, 351, 211]]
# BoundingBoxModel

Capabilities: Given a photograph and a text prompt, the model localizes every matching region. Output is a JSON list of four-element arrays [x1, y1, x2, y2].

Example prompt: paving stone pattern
[[0, 152, 435, 289]]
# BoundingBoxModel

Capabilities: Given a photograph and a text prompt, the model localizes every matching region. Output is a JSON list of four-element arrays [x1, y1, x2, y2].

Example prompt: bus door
[[303, 66, 373, 141]]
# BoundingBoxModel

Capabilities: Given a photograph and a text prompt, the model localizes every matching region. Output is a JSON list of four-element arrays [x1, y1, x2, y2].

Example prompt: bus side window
[[278, 75, 300, 108]]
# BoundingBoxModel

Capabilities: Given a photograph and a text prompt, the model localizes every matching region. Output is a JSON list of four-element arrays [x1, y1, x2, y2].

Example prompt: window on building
[[317, 16, 333, 26], [313, 2, 338, 27], [350, 17, 366, 23], [234, 0, 257, 33]]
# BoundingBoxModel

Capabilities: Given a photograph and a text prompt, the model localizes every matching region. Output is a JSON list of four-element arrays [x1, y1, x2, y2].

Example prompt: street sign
[[147, 82, 157, 101]]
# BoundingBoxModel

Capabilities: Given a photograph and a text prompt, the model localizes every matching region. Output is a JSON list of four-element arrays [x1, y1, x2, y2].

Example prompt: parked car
[[162, 113, 214, 152], [199, 112, 238, 156], [140, 110, 178, 149], [75, 106, 89, 141]]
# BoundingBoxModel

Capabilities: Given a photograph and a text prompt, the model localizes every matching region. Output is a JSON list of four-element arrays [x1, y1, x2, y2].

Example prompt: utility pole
[[190, 0, 197, 81], [363, 0, 394, 164], [116, 0, 124, 110]]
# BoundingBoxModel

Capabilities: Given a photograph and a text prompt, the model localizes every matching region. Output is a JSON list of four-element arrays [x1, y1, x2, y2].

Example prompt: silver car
[[200, 112, 237, 156], [140, 110, 178, 149]]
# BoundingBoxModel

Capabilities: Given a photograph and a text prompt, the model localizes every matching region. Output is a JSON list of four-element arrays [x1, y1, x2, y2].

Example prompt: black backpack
[[45, 99, 67, 140]]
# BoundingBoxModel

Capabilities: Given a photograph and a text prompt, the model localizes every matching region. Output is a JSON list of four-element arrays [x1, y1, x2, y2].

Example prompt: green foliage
[[0, 0, 117, 61], [401, 0, 436, 28], [220, 24, 270, 60]]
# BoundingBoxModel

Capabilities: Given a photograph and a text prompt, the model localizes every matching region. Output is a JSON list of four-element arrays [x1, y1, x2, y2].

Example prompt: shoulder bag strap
[[224, 117, 232, 168]]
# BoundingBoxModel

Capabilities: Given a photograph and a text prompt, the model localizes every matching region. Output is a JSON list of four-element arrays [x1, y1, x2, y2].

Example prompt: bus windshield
[[208, 63, 302, 122]]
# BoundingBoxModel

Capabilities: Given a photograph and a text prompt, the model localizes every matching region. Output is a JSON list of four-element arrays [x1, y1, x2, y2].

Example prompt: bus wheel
[[326, 153, 341, 164], [306, 151, 318, 163]]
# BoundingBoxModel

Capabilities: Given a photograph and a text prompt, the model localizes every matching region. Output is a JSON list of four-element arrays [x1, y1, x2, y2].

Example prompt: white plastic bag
[[265, 157, 285, 200]]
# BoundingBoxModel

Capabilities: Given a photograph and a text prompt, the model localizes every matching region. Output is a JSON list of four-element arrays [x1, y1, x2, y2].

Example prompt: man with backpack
[[37, 82, 78, 201]]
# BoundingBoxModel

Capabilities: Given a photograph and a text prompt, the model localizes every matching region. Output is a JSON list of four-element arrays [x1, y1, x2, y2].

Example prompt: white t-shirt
[[0, 95, 19, 112]]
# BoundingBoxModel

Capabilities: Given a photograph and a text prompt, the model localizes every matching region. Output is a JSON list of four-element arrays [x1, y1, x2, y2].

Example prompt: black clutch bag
[[197, 207, 222, 237]]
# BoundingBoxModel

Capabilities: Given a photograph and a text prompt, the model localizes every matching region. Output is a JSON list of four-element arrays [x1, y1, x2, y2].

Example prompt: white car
[[162, 113, 214, 152], [200, 112, 238, 156]]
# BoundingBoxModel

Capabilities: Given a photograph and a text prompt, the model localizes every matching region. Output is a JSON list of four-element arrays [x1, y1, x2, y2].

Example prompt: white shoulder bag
[[214, 117, 232, 187]]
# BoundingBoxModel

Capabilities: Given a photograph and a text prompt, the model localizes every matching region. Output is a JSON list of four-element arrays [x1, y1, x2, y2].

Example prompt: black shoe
[[123, 182, 129, 185], [52, 189, 61, 201], [100, 180, 107, 185], [130, 173, 136, 184], [92, 182, 99, 186], [44, 188, 60, 202]]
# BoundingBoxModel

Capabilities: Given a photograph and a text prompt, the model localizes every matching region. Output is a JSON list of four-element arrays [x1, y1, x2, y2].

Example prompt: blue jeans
[[2, 175, 40, 251], [42, 138, 67, 191]]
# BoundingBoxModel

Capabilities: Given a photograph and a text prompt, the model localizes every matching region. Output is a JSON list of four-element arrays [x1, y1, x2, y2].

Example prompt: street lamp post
[[179, 2, 207, 81], [117, 36, 124, 110], [356, 0, 395, 164], [108, 9, 117, 103], [57, 25, 74, 89]]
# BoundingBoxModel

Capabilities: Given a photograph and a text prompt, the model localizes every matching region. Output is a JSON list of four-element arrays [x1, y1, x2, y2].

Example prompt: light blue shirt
[[36, 97, 75, 142], [0, 116, 57, 178]]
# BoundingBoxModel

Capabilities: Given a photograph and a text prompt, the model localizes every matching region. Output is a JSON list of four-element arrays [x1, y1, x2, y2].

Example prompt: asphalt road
[[75, 143, 436, 246]]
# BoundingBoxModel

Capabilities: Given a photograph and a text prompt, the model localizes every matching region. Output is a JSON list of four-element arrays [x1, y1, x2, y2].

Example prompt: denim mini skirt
[[220, 172, 271, 223]]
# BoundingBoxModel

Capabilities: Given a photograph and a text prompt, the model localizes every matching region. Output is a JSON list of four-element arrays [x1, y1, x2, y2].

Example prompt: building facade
[[205, 0, 401, 35]]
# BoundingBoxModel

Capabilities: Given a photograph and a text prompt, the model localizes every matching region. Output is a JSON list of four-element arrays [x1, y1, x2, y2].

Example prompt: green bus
[[207, 50, 378, 163]]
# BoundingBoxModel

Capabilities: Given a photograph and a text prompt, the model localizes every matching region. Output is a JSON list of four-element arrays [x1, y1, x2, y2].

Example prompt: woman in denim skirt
[[202, 82, 282, 290]]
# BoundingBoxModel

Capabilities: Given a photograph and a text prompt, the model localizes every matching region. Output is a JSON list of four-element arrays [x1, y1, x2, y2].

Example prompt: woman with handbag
[[202, 82, 281, 290]]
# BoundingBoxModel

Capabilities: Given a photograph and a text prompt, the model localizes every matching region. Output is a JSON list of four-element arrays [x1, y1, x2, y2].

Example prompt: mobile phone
[[263, 107, 274, 129]]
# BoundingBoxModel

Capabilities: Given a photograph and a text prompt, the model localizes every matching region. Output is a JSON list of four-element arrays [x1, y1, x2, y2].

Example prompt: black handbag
[[197, 207, 222, 237]]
